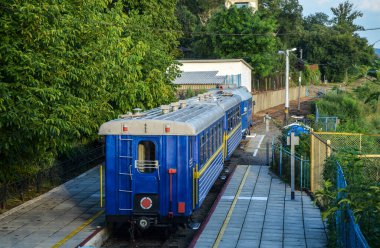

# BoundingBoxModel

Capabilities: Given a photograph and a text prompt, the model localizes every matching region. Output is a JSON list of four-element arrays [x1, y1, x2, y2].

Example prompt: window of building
[[235, 2, 249, 8]]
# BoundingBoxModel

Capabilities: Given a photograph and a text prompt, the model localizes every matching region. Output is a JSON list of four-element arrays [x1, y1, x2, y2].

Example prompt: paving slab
[[194, 132, 327, 247], [0, 166, 104, 248]]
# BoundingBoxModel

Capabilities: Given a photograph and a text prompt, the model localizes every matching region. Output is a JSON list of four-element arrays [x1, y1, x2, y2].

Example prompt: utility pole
[[264, 113, 271, 166], [297, 49, 303, 112], [285, 49, 290, 121], [278, 48, 296, 124]]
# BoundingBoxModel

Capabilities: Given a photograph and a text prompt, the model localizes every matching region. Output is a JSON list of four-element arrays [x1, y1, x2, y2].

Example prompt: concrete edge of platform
[[0, 165, 100, 221], [188, 164, 241, 248], [77, 227, 109, 248]]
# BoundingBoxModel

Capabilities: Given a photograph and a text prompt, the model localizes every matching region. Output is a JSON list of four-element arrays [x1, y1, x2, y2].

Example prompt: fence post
[[279, 144, 283, 176], [327, 140, 331, 157], [310, 129, 314, 192], [359, 134, 362, 152]]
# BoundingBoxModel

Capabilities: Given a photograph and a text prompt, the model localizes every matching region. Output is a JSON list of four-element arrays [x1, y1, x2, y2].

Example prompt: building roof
[[177, 59, 253, 70], [174, 71, 226, 85]]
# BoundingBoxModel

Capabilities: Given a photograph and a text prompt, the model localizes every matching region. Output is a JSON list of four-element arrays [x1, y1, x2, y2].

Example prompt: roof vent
[[179, 100, 187, 109], [207, 93, 213, 100], [161, 105, 170, 114], [133, 108, 142, 114], [171, 102, 180, 111], [119, 109, 147, 119]]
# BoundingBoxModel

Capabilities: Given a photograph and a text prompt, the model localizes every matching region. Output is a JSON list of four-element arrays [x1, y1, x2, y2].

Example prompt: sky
[[298, 0, 380, 47]]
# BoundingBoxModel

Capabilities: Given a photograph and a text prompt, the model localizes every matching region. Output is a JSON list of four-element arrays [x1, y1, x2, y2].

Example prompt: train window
[[137, 141, 156, 173], [201, 136, 205, 165], [221, 122, 223, 145], [210, 127, 214, 155], [214, 126, 217, 151], [206, 132, 210, 160]]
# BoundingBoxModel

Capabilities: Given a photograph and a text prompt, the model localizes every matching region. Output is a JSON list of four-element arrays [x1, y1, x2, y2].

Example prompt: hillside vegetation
[[316, 80, 380, 134]]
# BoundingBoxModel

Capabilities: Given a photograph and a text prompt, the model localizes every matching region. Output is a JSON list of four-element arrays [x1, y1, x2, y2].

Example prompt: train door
[[132, 137, 161, 214]]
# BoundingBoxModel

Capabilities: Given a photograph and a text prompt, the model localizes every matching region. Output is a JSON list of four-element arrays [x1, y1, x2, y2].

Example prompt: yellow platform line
[[213, 166, 250, 248], [51, 209, 104, 248]]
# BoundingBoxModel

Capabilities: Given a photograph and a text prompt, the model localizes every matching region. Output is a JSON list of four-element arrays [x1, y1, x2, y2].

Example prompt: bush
[[316, 154, 380, 248]]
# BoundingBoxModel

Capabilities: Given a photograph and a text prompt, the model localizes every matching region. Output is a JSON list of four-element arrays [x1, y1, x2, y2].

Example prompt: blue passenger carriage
[[98, 88, 251, 229], [224, 87, 253, 136]]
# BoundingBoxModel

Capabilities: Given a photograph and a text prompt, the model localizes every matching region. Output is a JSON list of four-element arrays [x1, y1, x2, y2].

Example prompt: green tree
[[196, 6, 278, 76], [300, 1, 374, 82], [0, 0, 179, 182], [331, 0, 363, 33], [303, 12, 331, 31], [260, 0, 304, 48]]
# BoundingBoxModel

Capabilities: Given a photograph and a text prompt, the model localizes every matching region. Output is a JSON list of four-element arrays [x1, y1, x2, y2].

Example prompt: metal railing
[[0, 145, 104, 210], [336, 163, 370, 248], [315, 105, 338, 132], [135, 160, 159, 173], [271, 139, 311, 190]]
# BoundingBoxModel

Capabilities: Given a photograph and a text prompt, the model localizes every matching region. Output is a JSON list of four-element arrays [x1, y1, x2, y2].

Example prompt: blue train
[[98, 87, 252, 230]]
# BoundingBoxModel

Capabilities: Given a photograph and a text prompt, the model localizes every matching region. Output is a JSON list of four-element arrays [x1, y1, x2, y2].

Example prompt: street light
[[278, 48, 297, 123]]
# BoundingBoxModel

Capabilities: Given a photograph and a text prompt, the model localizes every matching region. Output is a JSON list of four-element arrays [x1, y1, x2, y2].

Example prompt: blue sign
[[286, 124, 310, 136]]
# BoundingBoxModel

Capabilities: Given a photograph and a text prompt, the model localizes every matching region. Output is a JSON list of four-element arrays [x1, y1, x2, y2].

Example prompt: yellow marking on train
[[222, 132, 227, 161], [213, 166, 250, 248], [193, 167, 196, 208], [198, 145, 223, 176], [51, 210, 104, 248], [227, 123, 242, 139], [196, 123, 242, 178], [196, 164, 199, 204]]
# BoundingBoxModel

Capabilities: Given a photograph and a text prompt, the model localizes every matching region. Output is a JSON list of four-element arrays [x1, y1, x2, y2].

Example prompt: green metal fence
[[271, 139, 311, 190], [336, 163, 370, 248]]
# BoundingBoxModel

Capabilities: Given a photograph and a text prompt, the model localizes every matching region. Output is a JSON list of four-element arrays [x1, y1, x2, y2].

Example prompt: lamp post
[[279, 48, 297, 123]]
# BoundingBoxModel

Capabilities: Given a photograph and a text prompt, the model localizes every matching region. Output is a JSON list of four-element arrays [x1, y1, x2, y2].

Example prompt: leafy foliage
[[299, 1, 375, 82], [193, 6, 279, 76], [316, 81, 380, 133], [0, 0, 179, 182], [262, 0, 304, 48], [331, 1, 364, 33], [316, 154, 380, 248]]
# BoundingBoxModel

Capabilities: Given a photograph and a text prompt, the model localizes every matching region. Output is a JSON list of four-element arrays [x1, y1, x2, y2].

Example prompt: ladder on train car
[[118, 136, 133, 211]]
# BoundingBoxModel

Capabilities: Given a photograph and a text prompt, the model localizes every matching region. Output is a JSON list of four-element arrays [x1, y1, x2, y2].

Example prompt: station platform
[[0, 166, 104, 248], [193, 165, 327, 248]]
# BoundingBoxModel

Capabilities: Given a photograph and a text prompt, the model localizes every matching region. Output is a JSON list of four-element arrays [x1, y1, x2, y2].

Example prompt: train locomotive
[[98, 87, 253, 230]]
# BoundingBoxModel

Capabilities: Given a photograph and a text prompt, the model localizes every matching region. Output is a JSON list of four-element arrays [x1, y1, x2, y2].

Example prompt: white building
[[176, 59, 253, 92], [225, 0, 258, 11]]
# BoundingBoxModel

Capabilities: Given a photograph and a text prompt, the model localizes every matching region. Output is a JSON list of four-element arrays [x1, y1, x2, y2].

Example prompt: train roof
[[99, 91, 242, 136], [224, 87, 252, 101]]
